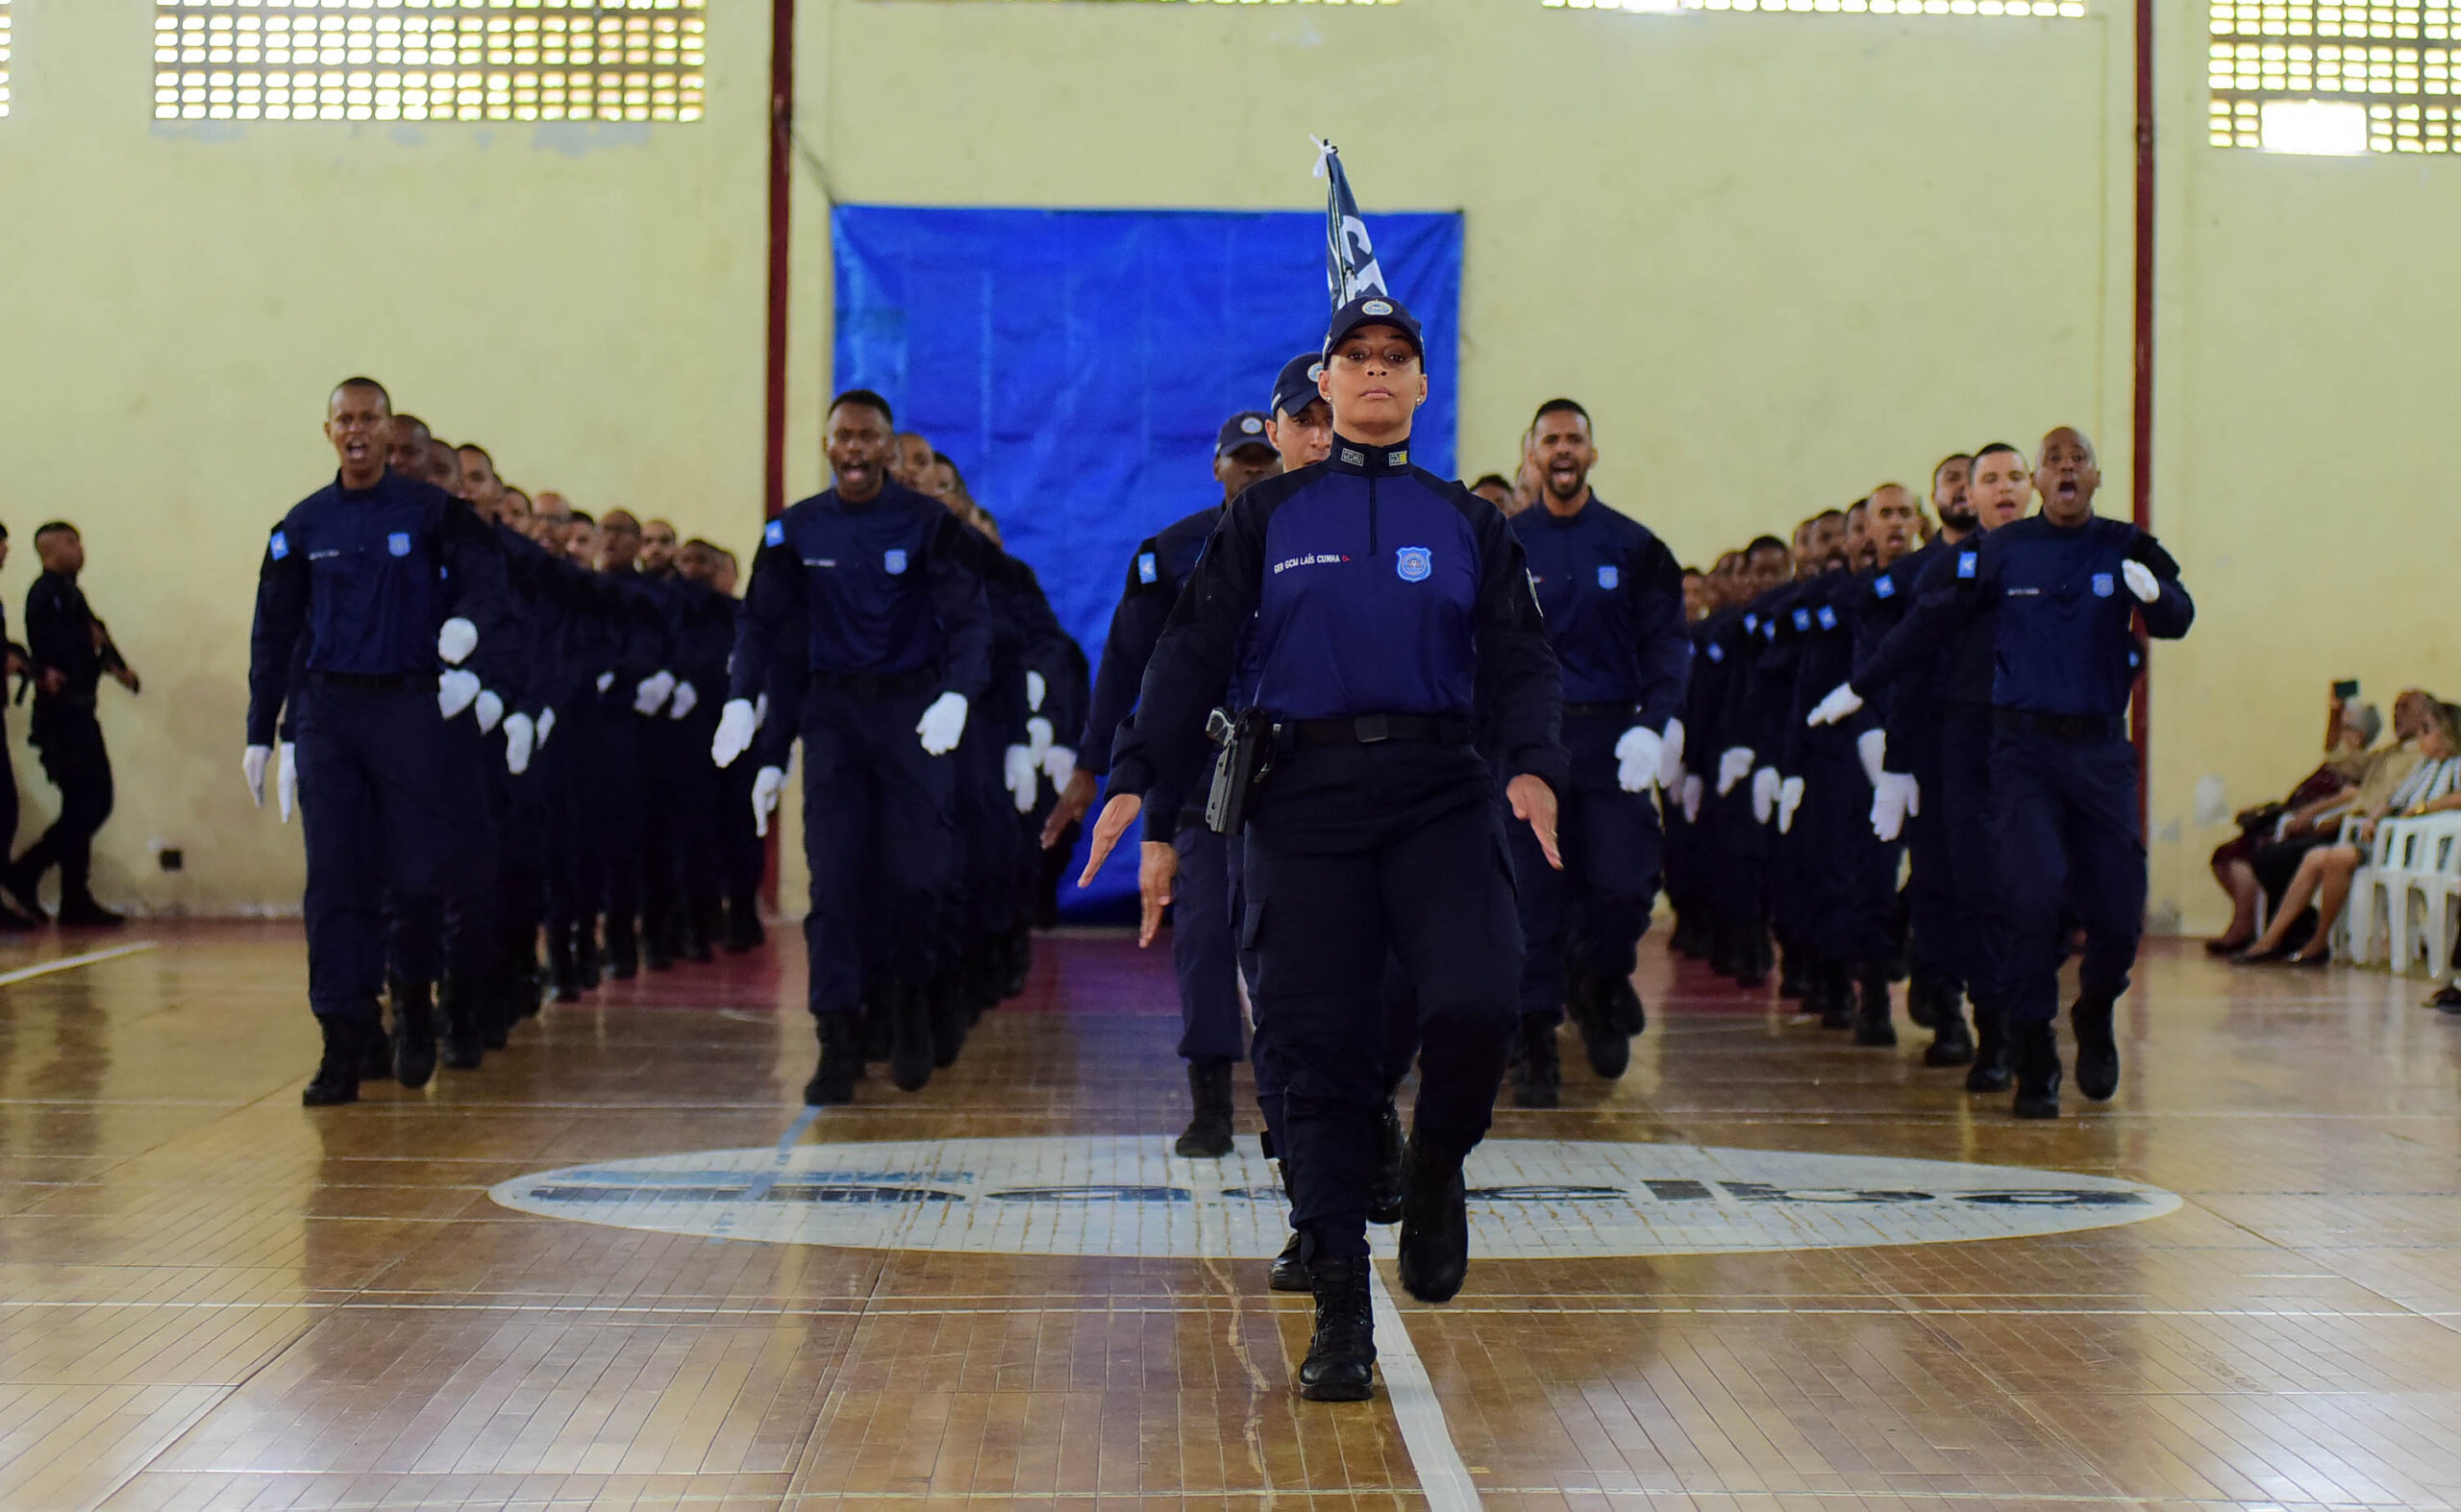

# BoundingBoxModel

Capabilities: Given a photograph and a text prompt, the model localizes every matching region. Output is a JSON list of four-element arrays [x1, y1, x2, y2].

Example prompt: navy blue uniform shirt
[[1855, 514, 2192, 718], [246, 469, 505, 746], [1078, 505, 1219, 780], [1510, 495, 1689, 730], [1109, 436, 1566, 805], [26, 571, 104, 701], [729, 480, 991, 706]]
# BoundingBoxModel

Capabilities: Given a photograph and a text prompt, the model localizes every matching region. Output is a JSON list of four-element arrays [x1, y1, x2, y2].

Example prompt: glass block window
[[2210, 1, 2461, 151], [152, 0, 705, 124], [1543, 0, 2081, 15]]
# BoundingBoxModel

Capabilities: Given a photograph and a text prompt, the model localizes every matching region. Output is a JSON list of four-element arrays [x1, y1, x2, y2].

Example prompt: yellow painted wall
[[0, 0, 2424, 935], [0, 0, 785, 913]]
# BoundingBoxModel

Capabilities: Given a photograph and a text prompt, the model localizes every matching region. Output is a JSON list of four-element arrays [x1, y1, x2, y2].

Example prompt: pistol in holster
[[1203, 706, 1275, 835]]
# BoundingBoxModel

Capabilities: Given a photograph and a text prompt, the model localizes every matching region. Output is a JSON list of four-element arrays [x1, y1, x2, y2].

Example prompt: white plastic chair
[[2397, 814, 2461, 979], [2341, 816, 2404, 965]]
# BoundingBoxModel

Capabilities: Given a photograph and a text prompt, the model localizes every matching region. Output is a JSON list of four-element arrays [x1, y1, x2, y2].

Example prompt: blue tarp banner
[[832, 205, 1465, 917]]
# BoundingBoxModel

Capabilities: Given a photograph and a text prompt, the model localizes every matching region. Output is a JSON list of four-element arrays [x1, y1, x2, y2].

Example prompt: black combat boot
[[1924, 985, 1976, 1068], [605, 913, 639, 981], [1573, 977, 1631, 1079], [1904, 975, 1939, 1030], [1818, 961, 1856, 1031], [2071, 993, 2121, 1101], [1853, 965, 1898, 1048], [302, 1016, 363, 1106], [1003, 924, 1033, 1001], [547, 927, 581, 1004], [682, 895, 717, 965], [358, 1001, 396, 1080], [1369, 1100, 1405, 1226], [1508, 1016, 1560, 1109], [392, 978, 438, 1089], [2011, 1020, 2063, 1119], [575, 920, 603, 990], [1298, 1255, 1377, 1401], [1397, 1135, 1470, 1304], [722, 893, 765, 953], [439, 978, 485, 1071], [1270, 1160, 1310, 1292], [889, 976, 934, 1093], [805, 1015, 860, 1105], [930, 966, 969, 1070], [1966, 998, 2014, 1092], [1175, 1058, 1236, 1158], [1778, 943, 1809, 1002]]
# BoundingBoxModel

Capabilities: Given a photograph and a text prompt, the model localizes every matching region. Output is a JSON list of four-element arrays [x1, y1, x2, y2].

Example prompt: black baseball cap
[[1270, 353, 1327, 419], [1322, 292, 1425, 361], [1214, 410, 1276, 459]]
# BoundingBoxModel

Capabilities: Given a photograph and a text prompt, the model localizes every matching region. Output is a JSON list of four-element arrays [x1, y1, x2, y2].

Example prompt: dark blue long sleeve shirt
[[1853, 514, 2192, 718], [1509, 496, 1690, 732], [246, 469, 507, 746]]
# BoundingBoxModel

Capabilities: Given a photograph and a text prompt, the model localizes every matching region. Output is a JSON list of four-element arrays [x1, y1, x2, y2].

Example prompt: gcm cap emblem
[[1361, 299, 1394, 317]]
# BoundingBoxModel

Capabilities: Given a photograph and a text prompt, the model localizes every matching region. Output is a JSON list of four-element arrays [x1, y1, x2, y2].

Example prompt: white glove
[[438, 668, 482, 719], [1871, 771, 1915, 842], [1614, 726, 1663, 795], [1658, 718, 1687, 790], [504, 712, 535, 775], [754, 692, 770, 728], [436, 616, 478, 665], [668, 682, 699, 721], [1777, 775, 1805, 833], [1856, 729, 1886, 788], [1806, 683, 1864, 727], [634, 670, 676, 716], [711, 698, 758, 768], [1752, 766, 1780, 824], [1044, 745, 1078, 788], [242, 744, 271, 808], [536, 707, 557, 747], [916, 691, 968, 756], [1904, 771, 1921, 817], [1680, 775, 1703, 823], [1027, 669, 1047, 712], [276, 741, 298, 823], [1004, 745, 1040, 812], [1717, 747, 1755, 797], [595, 671, 614, 694], [475, 690, 504, 734], [752, 765, 784, 837], [2121, 558, 2160, 604], [1026, 716, 1055, 760]]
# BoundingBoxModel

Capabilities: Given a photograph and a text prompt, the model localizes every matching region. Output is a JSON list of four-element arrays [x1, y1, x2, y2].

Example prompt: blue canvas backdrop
[[831, 204, 1464, 916]]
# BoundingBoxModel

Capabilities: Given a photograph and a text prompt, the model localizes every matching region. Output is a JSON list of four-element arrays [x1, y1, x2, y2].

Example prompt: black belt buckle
[[1354, 713, 1390, 744]]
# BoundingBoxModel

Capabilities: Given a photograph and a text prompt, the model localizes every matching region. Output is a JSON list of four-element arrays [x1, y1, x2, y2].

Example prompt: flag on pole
[[1312, 138, 1389, 308]]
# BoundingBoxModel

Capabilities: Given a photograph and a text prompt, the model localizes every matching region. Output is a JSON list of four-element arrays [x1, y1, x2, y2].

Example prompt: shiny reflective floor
[[3, 922, 2460, 1510]]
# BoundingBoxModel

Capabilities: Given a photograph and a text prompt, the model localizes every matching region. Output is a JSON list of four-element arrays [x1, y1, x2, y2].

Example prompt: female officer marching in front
[[1081, 292, 1567, 1402]]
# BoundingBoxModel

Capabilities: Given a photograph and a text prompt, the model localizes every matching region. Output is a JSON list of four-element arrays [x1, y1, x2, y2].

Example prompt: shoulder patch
[[763, 518, 785, 548], [1136, 551, 1158, 585], [1817, 605, 1837, 630], [1873, 575, 1896, 600], [269, 530, 289, 561], [1706, 642, 1726, 663], [1956, 551, 1977, 580], [1791, 607, 1811, 632]]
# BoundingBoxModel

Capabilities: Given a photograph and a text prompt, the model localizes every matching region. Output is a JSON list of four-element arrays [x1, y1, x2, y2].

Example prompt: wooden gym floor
[[3, 922, 2460, 1511]]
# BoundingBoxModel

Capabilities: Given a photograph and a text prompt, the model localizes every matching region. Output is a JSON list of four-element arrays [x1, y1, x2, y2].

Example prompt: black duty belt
[[809, 666, 939, 698], [1995, 708, 2127, 743], [1563, 701, 1636, 722], [311, 670, 438, 693], [1278, 713, 1475, 753]]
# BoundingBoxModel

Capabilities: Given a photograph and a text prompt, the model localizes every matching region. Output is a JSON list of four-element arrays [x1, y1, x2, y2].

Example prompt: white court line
[[1370, 1266, 1483, 1512], [0, 940, 157, 988]]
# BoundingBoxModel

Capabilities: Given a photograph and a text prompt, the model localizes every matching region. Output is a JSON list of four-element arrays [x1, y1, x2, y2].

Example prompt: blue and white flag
[[1312, 138, 1389, 307]]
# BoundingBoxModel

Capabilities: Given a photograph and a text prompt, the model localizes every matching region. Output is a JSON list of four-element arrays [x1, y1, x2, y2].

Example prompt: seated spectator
[[2229, 690, 2434, 954], [2236, 700, 2461, 967], [2206, 691, 2385, 953]]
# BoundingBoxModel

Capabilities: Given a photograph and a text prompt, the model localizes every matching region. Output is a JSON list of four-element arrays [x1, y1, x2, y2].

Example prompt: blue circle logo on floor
[[489, 1137, 2180, 1257]]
